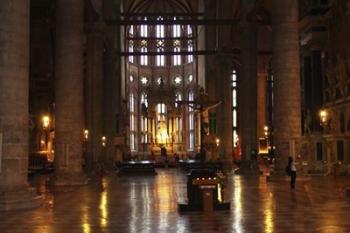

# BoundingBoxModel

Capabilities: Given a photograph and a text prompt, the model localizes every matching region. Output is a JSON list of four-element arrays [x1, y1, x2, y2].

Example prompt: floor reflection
[[233, 176, 243, 233], [81, 206, 91, 233], [3, 171, 350, 233], [99, 190, 108, 228], [264, 192, 274, 233], [129, 182, 137, 233], [155, 174, 173, 231]]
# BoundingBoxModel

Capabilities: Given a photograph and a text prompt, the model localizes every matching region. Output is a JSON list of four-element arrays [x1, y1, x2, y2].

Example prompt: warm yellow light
[[42, 115, 50, 129], [216, 138, 220, 147], [99, 191, 108, 227], [102, 136, 107, 147], [40, 140, 45, 145], [218, 184, 222, 203], [264, 126, 268, 131], [156, 121, 168, 144], [320, 110, 328, 124], [233, 177, 242, 232], [84, 129, 89, 139]]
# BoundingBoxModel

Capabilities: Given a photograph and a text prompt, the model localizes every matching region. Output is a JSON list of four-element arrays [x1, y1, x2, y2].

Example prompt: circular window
[[174, 76, 182, 85], [140, 76, 148, 85]]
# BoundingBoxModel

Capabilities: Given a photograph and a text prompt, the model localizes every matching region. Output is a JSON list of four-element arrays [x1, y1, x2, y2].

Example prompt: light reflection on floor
[[233, 176, 243, 233], [1, 170, 350, 233]]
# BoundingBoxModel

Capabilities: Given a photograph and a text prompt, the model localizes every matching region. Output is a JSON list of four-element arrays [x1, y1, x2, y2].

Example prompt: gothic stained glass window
[[140, 41, 148, 65], [141, 93, 148, 143], [188, 91, 194, 151], [128, 40, 134, 63], [129, 93, 137, 151], [231, 69, 238, 148]]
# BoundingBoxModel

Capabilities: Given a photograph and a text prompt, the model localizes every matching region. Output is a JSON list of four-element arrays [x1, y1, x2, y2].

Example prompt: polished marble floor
[[1, 169, 350, 233]]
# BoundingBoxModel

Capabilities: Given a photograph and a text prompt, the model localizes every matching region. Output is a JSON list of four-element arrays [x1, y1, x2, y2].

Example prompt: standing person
[[161, 146, 168, 167], [250, 149, 258, 169], [288, 156, 297, 190]]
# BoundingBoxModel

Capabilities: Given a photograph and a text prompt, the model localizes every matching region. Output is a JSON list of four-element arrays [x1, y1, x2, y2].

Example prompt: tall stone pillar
[[0, 0, 43, 210], [237, 0, 258, 173], [85, 23, 104, 171], [54, 0, 87, 185], [103, 0, 120, 168], [257, 73, 267, 139], [215, 58, 232, 167], [271, 0, 301, 174]]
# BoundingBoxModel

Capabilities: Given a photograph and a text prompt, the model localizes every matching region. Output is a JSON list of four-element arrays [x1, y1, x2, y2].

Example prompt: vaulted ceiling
[[123, 0, 200, 13]]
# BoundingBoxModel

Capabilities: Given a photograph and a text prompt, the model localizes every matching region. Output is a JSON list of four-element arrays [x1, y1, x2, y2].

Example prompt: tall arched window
[[173, 21, 182, 66], [141, 93, 148, 143], [140, 18, 148, 37], [128, 41, 134, 63], [129, 92, 137, 151], [140, 43, 148, 65], [175, 93, 183, 144], [128, 26, 134, 63], [140, 18, 148, 65], [188, 91, 194, 151], [173, 41, 181, 65], [175, 92, 182, 107], [156, 17, 165, 66], [187, 41, 193, 63], [187, 25, 193, 63], [129, 25, 134, 36], [232, 70, 238, 147]]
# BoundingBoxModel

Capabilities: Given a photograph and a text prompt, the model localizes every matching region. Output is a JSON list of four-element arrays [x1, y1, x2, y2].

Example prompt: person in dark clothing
[[288, 156, 297, 190], [161, 147, 168, 167]]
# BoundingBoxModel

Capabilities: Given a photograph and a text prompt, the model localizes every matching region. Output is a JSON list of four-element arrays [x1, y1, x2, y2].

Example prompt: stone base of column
[[52, 172, 89, 186], [0, 187, 43, 211], [234, 161, 262, 176]]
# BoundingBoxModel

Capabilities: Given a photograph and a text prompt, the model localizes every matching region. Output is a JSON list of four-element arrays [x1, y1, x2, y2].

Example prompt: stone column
[[215, 57, 232, 167], [344, 1, 350, 198], [236, 0, 258, 174], [85, 23, 104, 171], [103, 0, 121, 168], [257, 73, 267, 139], [0, 0, 43, 210], [54, 0, 87, 185], [270, 0, 301, 176]]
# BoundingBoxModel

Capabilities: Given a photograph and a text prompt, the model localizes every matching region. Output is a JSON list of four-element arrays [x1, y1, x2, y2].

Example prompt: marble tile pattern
[[1, 170, 350, 233]]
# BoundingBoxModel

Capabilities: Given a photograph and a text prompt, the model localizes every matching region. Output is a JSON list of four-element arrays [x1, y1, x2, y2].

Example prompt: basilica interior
[[1, 0, 350, 231]]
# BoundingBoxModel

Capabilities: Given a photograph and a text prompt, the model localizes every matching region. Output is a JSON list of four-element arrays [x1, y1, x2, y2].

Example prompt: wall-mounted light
[[42, 115, 50, 129], [216, 138, 220, 147], [264, 125, 269, 136], [102, 136, 107, 147], [84, 129, 89, 140], [319, 110, 328, 126]]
